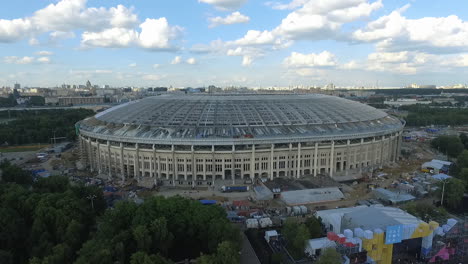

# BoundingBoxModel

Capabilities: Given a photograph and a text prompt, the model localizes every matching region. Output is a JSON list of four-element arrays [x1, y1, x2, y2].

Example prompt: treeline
[[403, 105, 468, 126], [431, 134, 468, 209], [0, 161, 241, 264], [0, 109, 94, 145]]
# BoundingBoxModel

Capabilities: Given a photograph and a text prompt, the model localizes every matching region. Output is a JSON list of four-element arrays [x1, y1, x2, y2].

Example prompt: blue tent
[[432, 174, 452, 181], [199, 200, 217, 205]]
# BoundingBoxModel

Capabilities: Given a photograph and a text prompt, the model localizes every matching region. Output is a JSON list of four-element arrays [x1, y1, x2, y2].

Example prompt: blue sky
[[1, 0, 468, 88]]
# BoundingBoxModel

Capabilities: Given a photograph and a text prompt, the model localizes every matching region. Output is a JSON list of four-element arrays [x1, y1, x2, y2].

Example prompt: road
[[241, 232, 261, 264]]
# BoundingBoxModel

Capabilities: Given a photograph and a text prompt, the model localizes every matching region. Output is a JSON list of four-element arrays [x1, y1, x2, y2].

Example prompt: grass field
[[0, 144, 50, 153]]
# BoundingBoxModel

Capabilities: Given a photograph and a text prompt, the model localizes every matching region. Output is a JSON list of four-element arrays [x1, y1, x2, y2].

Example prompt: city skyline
[[1, 0, 468, 87]]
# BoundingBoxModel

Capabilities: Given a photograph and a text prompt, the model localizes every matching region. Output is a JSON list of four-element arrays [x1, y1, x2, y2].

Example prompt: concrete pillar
[[380, 135, 385, 167], [296, 143, 301, 178], [232, 145, 235, 185], [87, 139, 93, 172], [107, 141, 112, 179], [314, 142, 319, 177], [345, 140, 350, 176], [250, 145, 255, 180], [97, 142, 102, 174], [211, 145, 215, 185], [134, 144, 140, 182], [330, 141, 335, 178], [192, 145, 196, 187], [288, 143, 292, 178], [171, 145, 176, 186], [360, 138, 365, 173], [120, 142, 125, 181], [270, 144, 274, 180], [397, 132, 402, 161]]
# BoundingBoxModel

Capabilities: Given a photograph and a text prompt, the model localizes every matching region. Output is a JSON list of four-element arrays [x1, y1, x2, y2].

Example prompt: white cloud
[[36, 51, 53, 56], [81, 27, 137, 48], [266, 0, 308, 10], [37, 57, 51, 63], [353, 5, 468, 53], [186, 58, 197, 65], [138, 18, 182, 50], [28, 38, 39, 46], [0, 0, 183, 51], [367, 51, 409, 63], [142, 74, 163, 81], [153, 64, 160, 68], [284, 51, 337, 67], [49, 31, 76, 42], [129, 63, 137, 67], [227, 47, 264, 66], [233, 30, 276, 45], [0, 18, 33, 42], [4, 56, 35, 64], [171, 56, 182, 64], [209, 12, 250, 28], [199, 0, 248, 10], [95, 69, 112, 74]]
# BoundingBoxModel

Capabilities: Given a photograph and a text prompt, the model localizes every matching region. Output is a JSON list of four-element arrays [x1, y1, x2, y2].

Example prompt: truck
[[221, 185, 249, 193]]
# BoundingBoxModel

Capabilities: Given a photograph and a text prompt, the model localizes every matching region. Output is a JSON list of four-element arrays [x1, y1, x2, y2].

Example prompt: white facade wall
[[79, 131, 402, 186]]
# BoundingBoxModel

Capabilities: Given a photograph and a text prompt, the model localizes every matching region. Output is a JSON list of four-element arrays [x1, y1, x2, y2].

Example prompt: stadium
[[77, 94, 404, 186]]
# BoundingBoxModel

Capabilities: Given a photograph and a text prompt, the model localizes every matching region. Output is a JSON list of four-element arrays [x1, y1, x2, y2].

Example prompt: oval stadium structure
[[77, 94, 404, 186]]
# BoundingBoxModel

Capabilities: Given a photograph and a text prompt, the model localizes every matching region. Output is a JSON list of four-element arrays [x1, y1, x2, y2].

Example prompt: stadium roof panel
[[79, 94, 403, 143]]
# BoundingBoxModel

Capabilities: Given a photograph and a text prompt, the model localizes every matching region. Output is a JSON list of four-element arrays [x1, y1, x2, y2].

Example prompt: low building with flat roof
[[281, 187, 344, 206]]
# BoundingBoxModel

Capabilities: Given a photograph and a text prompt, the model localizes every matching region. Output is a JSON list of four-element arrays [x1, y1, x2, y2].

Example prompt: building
[[384, 98, 431, 107], [58, 96, 105, 106], [314, 206, 467, 264], [77, 94, 404, 187]]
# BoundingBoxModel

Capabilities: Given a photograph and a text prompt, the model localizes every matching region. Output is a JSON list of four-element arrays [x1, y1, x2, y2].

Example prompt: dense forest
[[0, 109, 94, 145], [402, 105, 468, 126], [0, 161, 241, 264]]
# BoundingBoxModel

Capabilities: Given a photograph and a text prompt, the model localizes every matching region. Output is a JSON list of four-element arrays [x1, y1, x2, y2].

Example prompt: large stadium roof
[[78, 94, 404, 145]]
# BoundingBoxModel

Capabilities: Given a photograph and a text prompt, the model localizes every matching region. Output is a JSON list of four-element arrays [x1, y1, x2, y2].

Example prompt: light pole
[[440, 179, 448, 206], [87, 194, 97, 210]]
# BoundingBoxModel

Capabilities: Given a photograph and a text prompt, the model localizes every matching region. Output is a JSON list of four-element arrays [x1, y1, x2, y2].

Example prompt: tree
[[304, 217, 323, 239], [431, 136, 465, 158], [458, 168, 468, 190], [130, 252, 172, 264], [403, 202, 448, 222], [315, 248, 341, 264], [457, 150, 468, 170], [282, 219, 310, 259], [460, 133, 468, 149], [438, 178, 466, 208]]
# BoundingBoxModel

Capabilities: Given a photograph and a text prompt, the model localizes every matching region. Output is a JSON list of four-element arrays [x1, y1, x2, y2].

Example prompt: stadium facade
[[77, 94, 404, 186]]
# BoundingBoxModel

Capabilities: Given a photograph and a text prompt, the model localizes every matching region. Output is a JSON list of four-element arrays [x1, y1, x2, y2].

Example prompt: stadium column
[[371, 137, 376, 167], [232, 145, 235, 185], [391, 134, 397, 162], [287, 143, 292, 178], [380, 135, 385, 167], [120, 142, 125, 181], [135, 143, 140, 182], [172, 145, 176, 187], [157, 146, 162, 180], [192, 145, 196, 188], [250, 144, 255, 180], [87, 138, 93, 172], [330, 141, 335, 178], [270, 144, 274, 181], [313, 142, 318, 177], [397, 132, 402, 161], [296, 142, 301, 178], [345, 140, 350, 176], [97, 141, 102, 174], [151, 145, 156, 178], [107, 141, 112, 180], [360, 138, 364, 173], [211, 145, 215, 185]]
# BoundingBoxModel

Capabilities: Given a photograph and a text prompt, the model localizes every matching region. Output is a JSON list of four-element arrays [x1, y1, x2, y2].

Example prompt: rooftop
[[281, 187, 344, 205], [78, 94, 403, 144]]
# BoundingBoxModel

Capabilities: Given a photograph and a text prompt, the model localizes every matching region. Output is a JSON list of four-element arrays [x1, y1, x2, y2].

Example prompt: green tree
[[304, 217, 323, 239], [130, 252, 172, 264], [315, 248, 341, 264], [282, 219, 310, 259], [457, 150, 468, 170], [438, 178, 466, 208], [431, 136, 465, 158], [458, 168, 468, 190], [403, 202, 448, 222], [460, 133, 468, 149]]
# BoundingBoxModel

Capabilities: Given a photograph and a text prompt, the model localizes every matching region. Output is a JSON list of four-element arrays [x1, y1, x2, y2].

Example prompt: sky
[[1, 0, 468, 88]]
